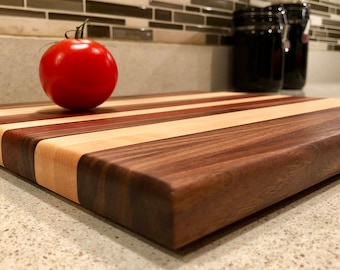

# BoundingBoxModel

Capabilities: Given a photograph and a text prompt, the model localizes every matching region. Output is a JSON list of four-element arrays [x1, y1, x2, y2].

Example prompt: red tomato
[[39, 38, 118, 111]]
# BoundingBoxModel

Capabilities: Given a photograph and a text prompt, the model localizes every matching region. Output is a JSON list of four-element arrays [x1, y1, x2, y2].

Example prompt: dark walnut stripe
[[77, 107, 340, 248], [2, 95, 309, 181]]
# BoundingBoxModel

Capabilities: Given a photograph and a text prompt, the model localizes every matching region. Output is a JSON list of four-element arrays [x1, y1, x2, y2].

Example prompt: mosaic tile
[[332, 44, 340, 50], [206, 16, 232, 27], [323, 18, 340, 28], [149, 21, 183, 30], [48, 13, 125, 25], [186, 6, 200, 12], [113, 27, 153, 41], [155, 9, 172, 21], [202, 7, 231, 17], [174, 12, 204, 24], [27, 0, 83, 12], [87, 25, 110, 38], [153, 28, 206, 44], [0, 0, 338, 49], [312, 30, 328, 38], [150, 0, 183, 10], [191, 0, 233, 10], [86, 1, 153, 19], [0, 7, 45, 18], [310, 3, 329, 13], [328, 31, 340, 39], [0, 0, 23, 6], [186, 25, 229, 34]]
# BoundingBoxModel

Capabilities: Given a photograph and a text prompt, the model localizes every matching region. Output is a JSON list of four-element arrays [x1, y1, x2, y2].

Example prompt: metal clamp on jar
[[279, 3, 310, 89]]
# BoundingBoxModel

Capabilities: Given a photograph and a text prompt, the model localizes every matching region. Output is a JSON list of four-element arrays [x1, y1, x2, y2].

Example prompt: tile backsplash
[[0, 0, 339, 50]]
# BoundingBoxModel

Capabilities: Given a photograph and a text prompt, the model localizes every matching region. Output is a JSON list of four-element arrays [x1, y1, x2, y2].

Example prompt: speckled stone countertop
[[0, 168, 339, 270], [1, 85, 340, 269]]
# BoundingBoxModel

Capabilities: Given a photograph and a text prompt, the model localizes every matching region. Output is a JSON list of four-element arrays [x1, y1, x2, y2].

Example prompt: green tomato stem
[[64, 19, 90, 39]]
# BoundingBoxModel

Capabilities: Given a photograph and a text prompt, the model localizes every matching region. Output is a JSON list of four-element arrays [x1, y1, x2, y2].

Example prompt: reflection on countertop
[[281, 83, 340, 98]]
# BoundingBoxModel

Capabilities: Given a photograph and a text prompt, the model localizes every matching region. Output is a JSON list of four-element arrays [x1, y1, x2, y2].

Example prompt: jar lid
[[233, 5, 286, 29], [272, 3, 309, 23]]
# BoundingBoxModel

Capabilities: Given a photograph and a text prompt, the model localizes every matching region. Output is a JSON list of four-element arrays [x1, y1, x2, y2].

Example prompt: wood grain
[[1, 94, 311, 181], [1, 91, 340, 249]]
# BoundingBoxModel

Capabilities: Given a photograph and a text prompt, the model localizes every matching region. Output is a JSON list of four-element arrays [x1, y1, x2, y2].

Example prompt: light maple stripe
[[34, 98, 340, 203], [0, 94, 289, 166]]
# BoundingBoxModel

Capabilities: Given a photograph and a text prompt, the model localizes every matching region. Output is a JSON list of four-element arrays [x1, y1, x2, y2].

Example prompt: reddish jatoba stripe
[[0, 101, 53, 109], [0, 91, 203, 109], [77, 107, 340, 248], [2, 95, 310, 181], [0, 93, 250, 124]]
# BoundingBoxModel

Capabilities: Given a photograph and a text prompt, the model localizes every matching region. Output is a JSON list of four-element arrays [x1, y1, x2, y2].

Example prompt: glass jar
[[280, 3, 310, 89], [233, 6, 288, 92]]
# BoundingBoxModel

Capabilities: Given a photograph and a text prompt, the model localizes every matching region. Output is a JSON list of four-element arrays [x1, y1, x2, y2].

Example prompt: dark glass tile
[[0, 0, 23, 6], [113, 27, 153, 41], [48, 13, 125, 25], [311, 30, 327, 38], [0, 7, 45, 18], [202, 7, 231, 17], [27, 0, 82, 12], [86, 1, 152, 19], [328, 32, 340, 39], [186, 6, 200, 12], [206, 34, 219, 45], [174, 12, 204, 24], [329, 7, 337, 14], [332, 44, 340, 51], [155, 9, 171, 21], [309, 3, 328, 13], [87, 25, 110, 38], [207, 16, 232, 27], [323, 19, 340, 27], [149, 21, 183, 30], [150, 0, 183, 10], [191, 0, 233, 10], [186, 25, 229, 34]]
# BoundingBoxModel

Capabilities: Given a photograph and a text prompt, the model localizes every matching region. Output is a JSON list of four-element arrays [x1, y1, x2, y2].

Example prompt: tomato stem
[[64, 18, 90, 39]]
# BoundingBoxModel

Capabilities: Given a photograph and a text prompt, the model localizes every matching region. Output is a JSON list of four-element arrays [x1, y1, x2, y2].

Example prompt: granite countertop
[[1, 159, 339, 269], [1, 86, 340, 269]]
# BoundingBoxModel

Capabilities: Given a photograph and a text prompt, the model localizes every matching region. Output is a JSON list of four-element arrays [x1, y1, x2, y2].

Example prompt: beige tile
[[92, 0, 150, 7], [309, 40, 329, 51], [153, 28, 206, 44], [0, 17, 81, 38], [124, 17, 149, 28]]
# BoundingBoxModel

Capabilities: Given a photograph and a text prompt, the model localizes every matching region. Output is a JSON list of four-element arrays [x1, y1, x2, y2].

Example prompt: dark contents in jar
[[281, 3, 310, 89], [233, 6, 287, 92]]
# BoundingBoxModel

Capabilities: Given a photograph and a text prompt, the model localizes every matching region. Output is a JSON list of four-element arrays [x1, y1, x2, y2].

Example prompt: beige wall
[[0, 36, 233, 104]]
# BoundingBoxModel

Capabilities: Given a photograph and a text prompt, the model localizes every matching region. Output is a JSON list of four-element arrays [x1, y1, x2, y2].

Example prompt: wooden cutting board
[[1, 91, 340, 249]]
